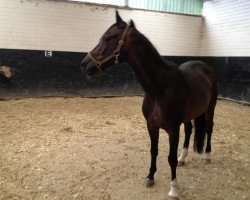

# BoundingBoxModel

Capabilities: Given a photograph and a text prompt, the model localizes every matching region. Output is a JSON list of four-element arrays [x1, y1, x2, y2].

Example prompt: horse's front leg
[[145, 122, 159, 187], [168, 126, 180, 199]]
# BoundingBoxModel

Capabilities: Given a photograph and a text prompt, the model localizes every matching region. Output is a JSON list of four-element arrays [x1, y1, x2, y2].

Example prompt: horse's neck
[[127, 34, 177, 97]]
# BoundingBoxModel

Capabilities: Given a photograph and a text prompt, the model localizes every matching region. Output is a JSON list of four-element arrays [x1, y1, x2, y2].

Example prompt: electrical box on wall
[[45, 51, 53, 57]]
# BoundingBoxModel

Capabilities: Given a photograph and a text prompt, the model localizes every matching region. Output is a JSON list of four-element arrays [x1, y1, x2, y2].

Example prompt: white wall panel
[[201, 0, 250, 56], [0, 0, 202, 56]]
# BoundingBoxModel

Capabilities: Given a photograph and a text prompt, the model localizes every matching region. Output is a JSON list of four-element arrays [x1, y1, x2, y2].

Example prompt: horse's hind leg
[[204, 107, 215, 164], [204, 83, 217, 164], [145, 123, 159, 187], [178, 121, 193, 166]]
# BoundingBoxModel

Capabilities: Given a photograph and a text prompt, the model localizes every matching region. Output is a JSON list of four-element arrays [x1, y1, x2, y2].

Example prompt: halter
[[86, 24, 130, 73]]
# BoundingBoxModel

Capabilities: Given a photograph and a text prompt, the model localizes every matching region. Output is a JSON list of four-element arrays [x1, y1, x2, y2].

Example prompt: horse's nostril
[[81, 61, 86, 71]]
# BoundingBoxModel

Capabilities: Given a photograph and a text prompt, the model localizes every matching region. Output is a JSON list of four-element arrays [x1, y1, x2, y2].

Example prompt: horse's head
[[81, 11, 135, 76]]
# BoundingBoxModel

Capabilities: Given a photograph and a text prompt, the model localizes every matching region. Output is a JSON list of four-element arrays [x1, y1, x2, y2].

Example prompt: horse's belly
[[183, 92, 211, 121]]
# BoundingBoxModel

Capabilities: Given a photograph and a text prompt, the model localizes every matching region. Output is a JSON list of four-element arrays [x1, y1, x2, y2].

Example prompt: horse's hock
[[0, 97, 249, 200]]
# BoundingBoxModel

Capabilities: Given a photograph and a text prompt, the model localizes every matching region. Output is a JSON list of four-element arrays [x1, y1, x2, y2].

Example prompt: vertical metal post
[[125, 0, 129, 7]]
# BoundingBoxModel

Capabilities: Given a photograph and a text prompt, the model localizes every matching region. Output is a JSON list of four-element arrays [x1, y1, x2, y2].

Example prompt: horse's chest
[[142, 97, 177, 130]]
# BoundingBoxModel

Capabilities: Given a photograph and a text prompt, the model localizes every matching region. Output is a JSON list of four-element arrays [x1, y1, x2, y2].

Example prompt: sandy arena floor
[[0, 97, 249, 200]]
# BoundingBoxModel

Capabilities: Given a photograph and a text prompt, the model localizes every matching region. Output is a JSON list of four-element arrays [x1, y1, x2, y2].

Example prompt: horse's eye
[[103, 37, 110, 42], [103, 33, 117, 41]]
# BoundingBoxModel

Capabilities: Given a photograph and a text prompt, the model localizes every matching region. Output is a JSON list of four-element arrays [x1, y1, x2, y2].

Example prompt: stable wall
[[199, 0, 250, 101], [0, 0, 249, 102], [0, 0, 202, 99], [201, 0, 250, 57]]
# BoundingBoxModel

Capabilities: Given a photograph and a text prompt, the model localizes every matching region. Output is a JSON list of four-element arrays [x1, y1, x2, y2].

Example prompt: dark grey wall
[[0, 49, 249, 102], [0, 49, 141, 98], [165, 56, 250, 102]]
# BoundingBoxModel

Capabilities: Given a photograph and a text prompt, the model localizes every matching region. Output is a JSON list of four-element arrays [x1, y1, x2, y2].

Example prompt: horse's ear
[[129, 20, 136, 29], [116, 10, 124, 24]]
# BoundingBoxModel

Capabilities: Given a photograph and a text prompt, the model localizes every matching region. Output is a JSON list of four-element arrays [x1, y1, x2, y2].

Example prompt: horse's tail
[[193, 114, 206, 154]]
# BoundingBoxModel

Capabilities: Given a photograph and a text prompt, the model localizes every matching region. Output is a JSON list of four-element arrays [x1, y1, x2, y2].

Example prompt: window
[[69, 0, 126, 6], [69, 0, 203, 16]]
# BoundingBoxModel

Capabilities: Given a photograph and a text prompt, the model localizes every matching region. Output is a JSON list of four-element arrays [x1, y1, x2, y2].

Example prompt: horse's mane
[[134, 30, 162, 58], [132, 28, 176, 70]]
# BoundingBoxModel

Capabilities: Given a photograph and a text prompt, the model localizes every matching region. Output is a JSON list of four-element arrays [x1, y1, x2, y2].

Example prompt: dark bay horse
[[81, 11, 217, 199]]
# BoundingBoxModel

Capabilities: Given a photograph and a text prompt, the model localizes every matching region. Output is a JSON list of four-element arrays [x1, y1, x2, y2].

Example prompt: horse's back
[[179, 60, 215, 90], [179, 60, 214, 81]]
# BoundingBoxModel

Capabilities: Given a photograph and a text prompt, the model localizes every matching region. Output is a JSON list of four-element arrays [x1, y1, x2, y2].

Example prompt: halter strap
[[86, 24, 130, 72]]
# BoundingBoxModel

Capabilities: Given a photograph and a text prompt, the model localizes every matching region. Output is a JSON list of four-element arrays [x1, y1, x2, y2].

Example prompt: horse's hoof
[[178, 161, 185, 166], [145, 177, 154, 187], [204, 158, 211, 165], [168, 196, 179, 200]]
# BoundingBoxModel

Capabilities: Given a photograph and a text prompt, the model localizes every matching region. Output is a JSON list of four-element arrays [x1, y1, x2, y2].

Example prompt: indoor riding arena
[[0, 1, 249, 200]]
